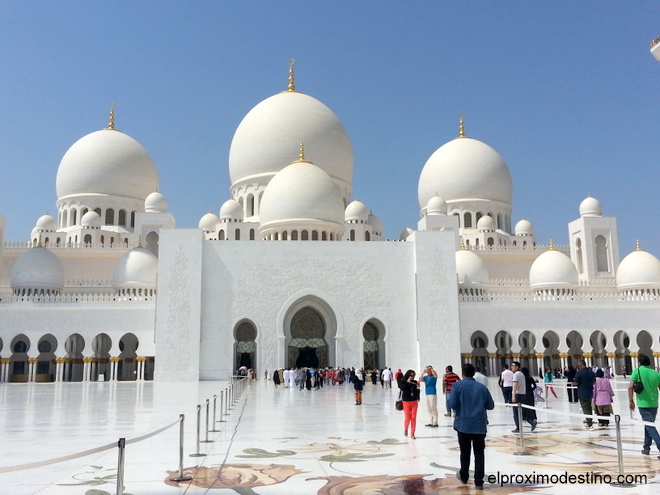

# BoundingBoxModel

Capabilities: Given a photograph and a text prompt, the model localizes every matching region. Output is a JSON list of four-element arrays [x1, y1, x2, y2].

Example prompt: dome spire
[[458, 113, 465, 138], [460, 238, 467, 250], [548, 239, 555, 251], [287, 58, 296, 92], [636, 239, 643, 251], [107, 102, 116, 130], [293, 141, 306, 163]]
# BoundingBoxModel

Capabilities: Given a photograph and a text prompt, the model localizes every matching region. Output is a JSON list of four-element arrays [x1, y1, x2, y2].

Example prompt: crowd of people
[[244, 354, 660, 491]]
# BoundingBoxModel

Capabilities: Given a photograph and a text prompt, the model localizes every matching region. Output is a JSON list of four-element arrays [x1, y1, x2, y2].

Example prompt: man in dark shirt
[[573, 360, 596, 429], [449, 363, 494, 490], [443, 365, 461, 417]]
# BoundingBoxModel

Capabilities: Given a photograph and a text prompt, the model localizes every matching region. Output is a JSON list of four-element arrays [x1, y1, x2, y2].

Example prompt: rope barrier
[[0, 417, 180, 474]]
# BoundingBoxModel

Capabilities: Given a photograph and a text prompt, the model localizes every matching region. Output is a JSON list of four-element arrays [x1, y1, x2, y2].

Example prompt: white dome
[[145, 192, 167, 213], [399, 227, 414, 241], [56, 129, 159, 202], [368, 213, 383, 235], [418, 137, 513, 211], [515, 218, 534, 236], [81, 211, 102, 228], [477, 215, 496, 232], [113, 248, 158, 290], [10, 247, 64, 292], [579, 196, 602, 217], [198, 211, 220, 231], [426, 195, 448, 215], [259, 160, 345, 230], [229, 91, 353, 195], [617, 248, 660, 290], [529, 249, 578, 289], [35, 214, 56, 231], [219, 199, 244, 222], [456, 249, 489, 286], [345, 200, 369, 223]]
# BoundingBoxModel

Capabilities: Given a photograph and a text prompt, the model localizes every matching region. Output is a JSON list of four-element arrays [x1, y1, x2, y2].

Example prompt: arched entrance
[[362, 319, 386, 370], [234, 320, 257, 372], [287, 307, 328, 368]]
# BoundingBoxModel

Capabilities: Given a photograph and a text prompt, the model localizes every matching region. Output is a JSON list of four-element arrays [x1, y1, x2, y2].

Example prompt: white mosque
[[0, 64, 658, 383]]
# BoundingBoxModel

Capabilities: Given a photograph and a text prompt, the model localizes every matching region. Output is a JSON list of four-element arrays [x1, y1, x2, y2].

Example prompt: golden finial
[[548, 239, 555, 250], [137, 236, 143, 249], [287, 58, 296, 92], [107, 102, 116, 130], [294, 141, 305, 162], [460, 238, 467, 250], [459, 113, 465, 138], [636, 239, 643, 251]]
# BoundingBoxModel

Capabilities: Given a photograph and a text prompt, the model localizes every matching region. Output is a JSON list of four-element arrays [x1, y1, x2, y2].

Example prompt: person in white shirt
[[474, 367, 488, 387], [382, 368, 393, 389], [499, 364, 514, 403]]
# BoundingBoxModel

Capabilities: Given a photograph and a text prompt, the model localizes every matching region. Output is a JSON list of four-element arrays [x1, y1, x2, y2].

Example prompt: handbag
[[633, 381, 644, 394], [395, 391, 403, 411]]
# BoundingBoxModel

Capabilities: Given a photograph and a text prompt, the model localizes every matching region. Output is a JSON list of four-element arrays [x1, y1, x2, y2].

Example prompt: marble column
[[28, 357, 38, 382]]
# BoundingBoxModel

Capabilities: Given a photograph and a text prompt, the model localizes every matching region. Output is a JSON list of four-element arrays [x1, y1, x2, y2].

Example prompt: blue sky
[[0, 2, 658, 257]]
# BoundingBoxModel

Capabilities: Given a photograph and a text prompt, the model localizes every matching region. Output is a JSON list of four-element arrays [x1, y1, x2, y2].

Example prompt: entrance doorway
[[287, 307, 328, 368]]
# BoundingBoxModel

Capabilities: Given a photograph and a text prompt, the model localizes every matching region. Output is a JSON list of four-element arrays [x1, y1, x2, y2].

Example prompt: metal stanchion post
[[211, 395, 220, 432], [170, 414, 192, 482], [218, 390, 226, 422], [611, 414, 635, 487], [513, 403, 531, 456], [224, 387, 229, 415], [116, 437, 126, 495], [189, 405, 207, 457], [228, 384, 233, 410], [201, 399, 213, 443]]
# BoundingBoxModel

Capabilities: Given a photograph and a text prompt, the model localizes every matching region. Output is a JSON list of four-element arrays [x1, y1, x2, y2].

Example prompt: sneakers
[[425, 424, 434, 427], [410, 435, 416, 439], [531, 420, 537, 432], [456, 472, 467, 484], [404, 429, 408, 437], [432, 424, 439, 427], [583, 424, 594, 430], [511, 429, 520, 433], [444, 413, 452, 417], [641, 449, 650, 455]]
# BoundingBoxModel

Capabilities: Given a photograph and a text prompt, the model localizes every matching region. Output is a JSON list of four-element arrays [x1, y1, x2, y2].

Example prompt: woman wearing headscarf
[[401, 369, 421, 439]]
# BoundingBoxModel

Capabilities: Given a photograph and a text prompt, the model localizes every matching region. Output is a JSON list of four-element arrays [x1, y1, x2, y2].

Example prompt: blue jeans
[[501, 387, 512, 404], [445, 390, 452, 413], [639, 407, 660, 451]]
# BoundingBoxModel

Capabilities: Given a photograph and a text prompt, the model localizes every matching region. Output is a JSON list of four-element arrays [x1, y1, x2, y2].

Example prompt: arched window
[[249, 229, 255, 240], [365, 231, 371, 241], [576, 238, 584, 274], [118, 210, 127, 226], [130, 211, 136, 228], [235, 228, 240, 240], [100, 235, 105, 245], [62, 210, 68, 228], [291, 230, 298, 240], [312, 230, 318, 240], [94, 208, 101, 217], [72, 209, 78, 226], [487, 237, 494, 246], [105, 209, 114, 225], [282, 231, 288, 240], [476, 212, 483, 223], [464, 212, 472, 228], [595, 235, 609, 272], [350, 230, 355, 241], [247, 194, 255, 217], [84, 234, 92, 245], [219, 230, 225, 240], [321, 232, 327, 241], [301, 230, 309, 240]]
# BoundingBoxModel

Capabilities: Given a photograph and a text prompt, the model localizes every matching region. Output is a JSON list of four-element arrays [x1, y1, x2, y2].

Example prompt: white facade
[[0, 66, 658, 383]]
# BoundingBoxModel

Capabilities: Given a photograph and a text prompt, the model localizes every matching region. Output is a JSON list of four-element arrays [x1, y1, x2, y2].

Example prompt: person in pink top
[[593, 368, 614, 426]]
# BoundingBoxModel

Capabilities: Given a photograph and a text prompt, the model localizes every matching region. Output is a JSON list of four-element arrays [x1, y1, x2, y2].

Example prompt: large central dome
[[418, 136, 513, 210], [228, 91, 353, 198]]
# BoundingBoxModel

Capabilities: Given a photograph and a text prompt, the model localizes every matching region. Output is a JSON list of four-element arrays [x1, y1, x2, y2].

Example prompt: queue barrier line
[[0, 417, 180, 474], [497, 401, 658, 428]]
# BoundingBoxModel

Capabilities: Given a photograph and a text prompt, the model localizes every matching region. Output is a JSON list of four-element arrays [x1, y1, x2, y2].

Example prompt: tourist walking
[[511, 361, 536, 432], [628, 354, 660, 456], [565, 365, 577, 402], [544, 368, 558, 398], [382, 367, 393, 389], [421, 365, 439, 427], [401, 369, 420, 439], [449, 363, 494, 491], [593, 368, 614, 426], [573, 360, 596, 429], [442, 365, 461, 417], [499, 364, 513, 404], [351, 371, 364, 405]]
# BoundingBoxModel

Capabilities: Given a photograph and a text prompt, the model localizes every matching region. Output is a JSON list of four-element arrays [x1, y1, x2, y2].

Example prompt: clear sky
[[0, 2, 658, 257]]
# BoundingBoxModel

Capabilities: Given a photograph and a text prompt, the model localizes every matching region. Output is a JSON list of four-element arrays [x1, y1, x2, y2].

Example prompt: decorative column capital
[[583, 353, 592, 359], [110, 356, 121, 363], [137, 356, 147, 362], [535, 353, 545, 359], [559, 353, 568, 359], [28, 358, 38, 364]]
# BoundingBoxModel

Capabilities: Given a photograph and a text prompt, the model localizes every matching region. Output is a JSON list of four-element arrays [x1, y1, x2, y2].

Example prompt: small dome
[[145, 192, 167, 213], [345, 200, 369, 223], [10, 247, 64, 293], [579, 196, 602, 217], [477, 215, 496, 232], [399, 227, 414, 241], [617, 247, 660, 290], [198, 212, 220, 231], [56, 129, 159, 202], [529, 249, 578, 289], [456, 249, 489, 286], [113, 248, 158, 290], [219, 199, 244, 222], [368, 213, 383, 235], [515, 218, 534, 236], [426, 195, 448, 215], [259, 160, 345, 230], [81, 211, 102, 228], [418, 137, 513, 211], [35, 214, 56, 231]]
